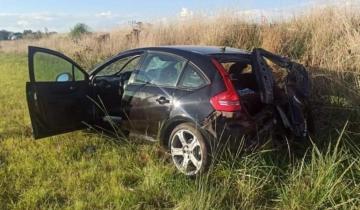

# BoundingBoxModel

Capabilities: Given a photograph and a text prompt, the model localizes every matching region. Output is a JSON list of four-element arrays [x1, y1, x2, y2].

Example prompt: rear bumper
[[201, 111, 258, 147]]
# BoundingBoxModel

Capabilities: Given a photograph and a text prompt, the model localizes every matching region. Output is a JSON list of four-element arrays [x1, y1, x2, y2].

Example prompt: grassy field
[[0, 53, 359, 209], [1, 6, 360, 210]]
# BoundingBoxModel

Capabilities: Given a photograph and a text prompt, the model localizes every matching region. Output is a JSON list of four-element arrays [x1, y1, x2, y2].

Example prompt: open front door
[[26, 46, 92, 139]]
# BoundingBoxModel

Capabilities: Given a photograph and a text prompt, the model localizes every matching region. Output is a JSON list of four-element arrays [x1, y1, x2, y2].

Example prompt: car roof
[[130, 45, 251, 56], [90, 45, 251, 75]]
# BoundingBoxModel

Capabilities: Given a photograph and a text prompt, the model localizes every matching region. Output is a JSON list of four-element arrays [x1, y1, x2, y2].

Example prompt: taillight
[[210, 58, 241, 112]]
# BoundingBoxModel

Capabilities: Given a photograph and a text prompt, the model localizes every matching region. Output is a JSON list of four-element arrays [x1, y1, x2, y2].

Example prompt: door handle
[[156, 96, 170, 104]]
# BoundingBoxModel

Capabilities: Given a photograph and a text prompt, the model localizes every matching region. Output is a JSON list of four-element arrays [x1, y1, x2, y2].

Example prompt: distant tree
[[23, 30, 33, 36], [22, 29, 43, 39], [34, 30, 42, 39], [69, 23, 91, 39]]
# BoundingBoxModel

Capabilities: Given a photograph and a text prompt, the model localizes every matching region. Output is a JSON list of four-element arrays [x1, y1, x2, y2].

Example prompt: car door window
[[178, 63, 207, 89], [97, 55, 141, 76], [134, 52, 186, 87], [34, 52, 85, 81], [120, 56, 141, 73]]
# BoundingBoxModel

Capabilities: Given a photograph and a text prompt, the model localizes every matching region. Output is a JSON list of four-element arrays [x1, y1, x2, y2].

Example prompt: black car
[[26, 45, 311, 176]]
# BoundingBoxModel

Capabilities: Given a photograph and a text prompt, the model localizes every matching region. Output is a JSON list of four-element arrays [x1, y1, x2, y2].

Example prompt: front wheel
[[169, 123, 210, 176]]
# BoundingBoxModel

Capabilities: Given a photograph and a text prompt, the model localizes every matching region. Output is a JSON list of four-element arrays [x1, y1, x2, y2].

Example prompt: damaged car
[[26, 45, 311, 176]]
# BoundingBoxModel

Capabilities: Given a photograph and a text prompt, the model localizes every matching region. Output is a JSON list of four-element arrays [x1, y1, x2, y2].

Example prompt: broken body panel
[[254, 48, 311, 138], [204, 48, 311, 143]]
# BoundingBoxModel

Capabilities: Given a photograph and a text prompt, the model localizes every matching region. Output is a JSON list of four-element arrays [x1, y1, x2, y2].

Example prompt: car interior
[[133, 54, 185, 86], [91, 55, 141, 119], [221, 59, 264, 116]]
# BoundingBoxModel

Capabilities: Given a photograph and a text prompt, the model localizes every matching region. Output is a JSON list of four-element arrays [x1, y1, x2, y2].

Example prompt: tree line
[[0, 28, 58, 41], [0, 23, 93, 41]]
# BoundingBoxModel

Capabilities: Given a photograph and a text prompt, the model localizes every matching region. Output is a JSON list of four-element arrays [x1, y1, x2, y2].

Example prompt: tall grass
[[0, 5, 360, 209], [1, 7, 360, 73]]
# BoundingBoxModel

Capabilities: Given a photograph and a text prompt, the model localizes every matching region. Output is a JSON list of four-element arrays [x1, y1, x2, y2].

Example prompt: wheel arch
[[160, 116, 216, 150], [159, 116, 196, 148]]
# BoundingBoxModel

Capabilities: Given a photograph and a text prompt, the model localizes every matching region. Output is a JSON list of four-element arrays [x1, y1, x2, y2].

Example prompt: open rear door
[[251, 48, 275, 104], [252, 48, 311, 137], [26, 46, 92, 139]]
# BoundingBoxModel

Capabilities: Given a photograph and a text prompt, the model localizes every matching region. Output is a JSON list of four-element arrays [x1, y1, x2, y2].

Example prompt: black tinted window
[[134, 53, 186, 87], [178, 63, 206, 89]]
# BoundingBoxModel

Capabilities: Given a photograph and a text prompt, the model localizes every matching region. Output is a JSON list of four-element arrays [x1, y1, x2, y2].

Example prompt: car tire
[[168, 123, 210, 176]]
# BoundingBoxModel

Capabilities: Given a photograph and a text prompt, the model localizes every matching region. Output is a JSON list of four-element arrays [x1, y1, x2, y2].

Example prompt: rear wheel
[[169, 123, 210, 176]]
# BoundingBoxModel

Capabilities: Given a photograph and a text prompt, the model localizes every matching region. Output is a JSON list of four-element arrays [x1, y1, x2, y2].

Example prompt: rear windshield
[[213, 54, 287, 83]]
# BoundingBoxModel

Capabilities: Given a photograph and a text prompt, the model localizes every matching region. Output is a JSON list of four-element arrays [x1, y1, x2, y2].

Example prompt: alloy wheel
[[170, 129, 203, 176]]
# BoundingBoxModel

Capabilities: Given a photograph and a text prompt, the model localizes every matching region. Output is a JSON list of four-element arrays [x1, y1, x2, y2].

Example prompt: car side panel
[[171, 87, 214, 124]]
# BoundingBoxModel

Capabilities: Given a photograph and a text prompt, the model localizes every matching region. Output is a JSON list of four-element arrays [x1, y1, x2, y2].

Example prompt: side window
[[178, 63, 207, 89], [34, 52, 85, 81], [134, 53, 186, 87], [121, 56, 141, 73], [97, 55, 141, 76]]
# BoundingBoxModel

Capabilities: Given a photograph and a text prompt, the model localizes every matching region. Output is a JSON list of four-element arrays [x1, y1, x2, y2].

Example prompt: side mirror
[[56, 73, 72, 82]]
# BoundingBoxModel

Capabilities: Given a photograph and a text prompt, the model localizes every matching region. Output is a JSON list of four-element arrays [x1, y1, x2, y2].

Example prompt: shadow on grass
[[309, 67, 360, 148]]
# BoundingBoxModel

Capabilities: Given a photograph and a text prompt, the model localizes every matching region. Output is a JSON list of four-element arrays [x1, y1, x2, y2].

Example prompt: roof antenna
[[220, 46, 226, 53]]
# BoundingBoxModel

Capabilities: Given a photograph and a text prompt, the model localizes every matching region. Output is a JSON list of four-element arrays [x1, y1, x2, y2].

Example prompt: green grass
[[0, 53, 359, 209]]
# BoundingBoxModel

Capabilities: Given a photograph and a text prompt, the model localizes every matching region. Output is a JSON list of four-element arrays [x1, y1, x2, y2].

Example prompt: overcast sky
[[0, 0, 356, 32]]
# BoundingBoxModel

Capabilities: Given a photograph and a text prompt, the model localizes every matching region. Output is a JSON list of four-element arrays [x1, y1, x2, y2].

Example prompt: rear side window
[[178, 63, 207, 89]]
